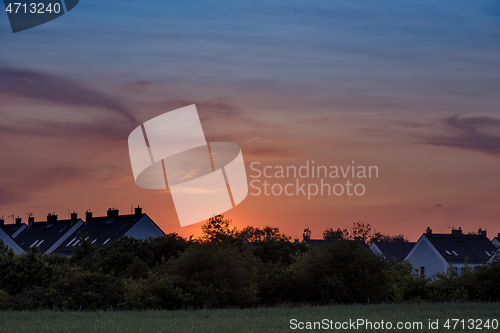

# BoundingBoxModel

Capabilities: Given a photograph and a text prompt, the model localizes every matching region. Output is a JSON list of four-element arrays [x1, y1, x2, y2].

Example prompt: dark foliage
[[1, 225, 500, 311], [289, 240, 392, 304]]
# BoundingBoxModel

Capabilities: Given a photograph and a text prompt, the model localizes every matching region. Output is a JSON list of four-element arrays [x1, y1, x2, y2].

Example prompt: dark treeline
[[0, 216, 499, 311]]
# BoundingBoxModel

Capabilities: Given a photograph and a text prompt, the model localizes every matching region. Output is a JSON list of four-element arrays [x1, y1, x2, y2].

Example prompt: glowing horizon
[[1, 0, 500, 243]]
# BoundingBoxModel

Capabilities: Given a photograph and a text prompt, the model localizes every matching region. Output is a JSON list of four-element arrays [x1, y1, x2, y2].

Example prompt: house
[[370, 240, 416, 262], [492, 233, 500, 249], [405, 227, 497, 277], [0, 217, 27, 239], [0, 217, 25, 254], [14, 213, 84, 254], [51, 207, 165, 256], [1, 207, 165, 256]]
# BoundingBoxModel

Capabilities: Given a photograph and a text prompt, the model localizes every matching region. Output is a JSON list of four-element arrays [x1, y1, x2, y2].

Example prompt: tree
[[387, 260, 430, 302], [98, 237, 151, 276], [350, 222, 371, 241], [69, 233, 100, 271], [168, 242, 259, 308], [200, 215, 237, 243], [289, 240, 392, 304], [322, 227, 349, 240], [145, 233, 190, 265], [0, 239, 9, 254], [473, 258, 500, 301], [238, 226, 290, 242], [322, 222, 372, 242], [370, 232, 408, 244]]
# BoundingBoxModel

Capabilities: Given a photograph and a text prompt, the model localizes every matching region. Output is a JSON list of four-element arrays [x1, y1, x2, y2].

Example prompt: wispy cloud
[[0, 165, 87, 209], [0, 67, 136, 123], [424, 115, 500, 156], [0, 118, 131, 141]]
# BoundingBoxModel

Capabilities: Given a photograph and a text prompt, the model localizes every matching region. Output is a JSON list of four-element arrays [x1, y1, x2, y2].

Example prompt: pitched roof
[[493, 235, 500, 249], [0, 227, 25, 254], [52, 213, 152, 256], [426, 232, 496, 264], [372, 241, 416, 262], [15, 218, 83, 253], [0, 223, 27, 238]]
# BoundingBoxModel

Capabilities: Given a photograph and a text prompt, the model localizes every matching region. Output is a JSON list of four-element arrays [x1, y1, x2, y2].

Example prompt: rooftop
[[425, 228, 496, 264], [372, 241, 416, 262], [52, 208, 149, 255]]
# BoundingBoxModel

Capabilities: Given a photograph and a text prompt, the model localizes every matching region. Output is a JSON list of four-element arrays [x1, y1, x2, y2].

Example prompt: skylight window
[[445, 250, 452, 255], [452, 251, 458, 256], [485, 251, 491, 257], [66, 238, 77, 246], [92, 239, 97, 244], [103, 238, 111, 245], [29, 240, 45, 247]]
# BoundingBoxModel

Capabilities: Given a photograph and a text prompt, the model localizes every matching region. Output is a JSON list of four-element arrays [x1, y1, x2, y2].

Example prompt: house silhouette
[[405, 227, 497, 277], [0, 207, 165, 255]]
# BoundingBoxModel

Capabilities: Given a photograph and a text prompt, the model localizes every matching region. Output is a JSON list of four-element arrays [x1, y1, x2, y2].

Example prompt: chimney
[[86, 211, 93, 222], [71, 212, 78, 221], [451, 228, 462, 236], [426, 227, 432, 234], [0, 218, 4, 227], [28, 216, 35, 227], [47, 213, 57, 223], [107, 208, 119, 219], [134, 206, 143, 216], [15, 217, 22, 226], [302, 228, 311, 241], [482, 230, 487, 239]]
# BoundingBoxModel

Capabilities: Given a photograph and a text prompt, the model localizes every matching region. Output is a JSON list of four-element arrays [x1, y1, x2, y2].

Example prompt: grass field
[[0, 303, 499, 332]]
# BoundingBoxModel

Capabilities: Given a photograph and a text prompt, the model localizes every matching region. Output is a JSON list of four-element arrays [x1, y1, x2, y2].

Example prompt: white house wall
[[405, 236, 447, 278], [451, 263, 481, 273], [125, 216, 165, 240]]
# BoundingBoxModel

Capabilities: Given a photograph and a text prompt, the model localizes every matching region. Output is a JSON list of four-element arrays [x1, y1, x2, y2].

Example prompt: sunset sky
[[1, 0, 499, 241]]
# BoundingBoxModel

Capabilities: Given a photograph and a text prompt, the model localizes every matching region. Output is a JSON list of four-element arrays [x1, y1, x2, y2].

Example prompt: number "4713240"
[[5, 2, 62, 14]]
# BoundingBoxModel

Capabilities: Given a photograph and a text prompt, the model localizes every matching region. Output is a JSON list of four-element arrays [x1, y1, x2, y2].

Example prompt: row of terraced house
[[0, 207, 165, 255], [300, 226, 500, 278]]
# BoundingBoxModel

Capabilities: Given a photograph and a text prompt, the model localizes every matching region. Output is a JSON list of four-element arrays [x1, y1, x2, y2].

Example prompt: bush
[[168, 243, 259, 308], [473, 259, 500, 301], [289, 240, 393, 304], [145, 233, 190, 265], [387, 260, 431, 302], [0, 289, 9, 310], [47, 266, 123, 310], [121, 273, 186, 310], [255, 261, 296, 306], [429, 263, 476, 302], [250, 239, 307, 266], [0, 248, 53, 296], [9, 265, 123, 310]]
